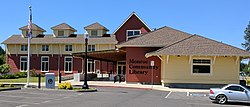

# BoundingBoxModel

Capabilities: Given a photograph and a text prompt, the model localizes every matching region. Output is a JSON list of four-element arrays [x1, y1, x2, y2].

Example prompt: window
[[126, 30, 141, 37], [88, 59, 95, 73], [58, 30, 64, 36], [226, 86, 245, 92], [91, 30, 98, 36], [42, 45, 49, 51], [21, 45, 28, 51], [20, 56, 27, 71], [65, 45, 72, 51], [88, 45, 95, 52], [64, 56, 73, 73], [41, 56, 49, 72], [192, 59, 211, 74]]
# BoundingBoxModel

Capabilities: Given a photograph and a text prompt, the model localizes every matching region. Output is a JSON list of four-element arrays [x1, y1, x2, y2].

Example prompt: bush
[[8, 84, 14, 87], [15, 72, 27, 78], [0, 74, 17, 79], [0, 84, 4, 87], [0, 64, 11, 74], [58, 82, 73, 90]]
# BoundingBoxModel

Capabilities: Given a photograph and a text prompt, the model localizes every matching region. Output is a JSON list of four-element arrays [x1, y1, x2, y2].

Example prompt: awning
[[72, 49, 126, 62]]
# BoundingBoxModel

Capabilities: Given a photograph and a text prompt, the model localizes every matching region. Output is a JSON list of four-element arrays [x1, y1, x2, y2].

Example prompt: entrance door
[[117, 65, 126, 75]]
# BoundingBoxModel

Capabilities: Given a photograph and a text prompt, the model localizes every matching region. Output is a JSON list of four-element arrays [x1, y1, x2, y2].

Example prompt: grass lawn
[[0, 77, 58, 83]]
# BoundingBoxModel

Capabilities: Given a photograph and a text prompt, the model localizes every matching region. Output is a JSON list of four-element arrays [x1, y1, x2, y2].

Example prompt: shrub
[[0, 84, 4, 87], [30, 69, 38, 77], [0, 74, 17, 79], [8, 84, 14, 87], [58, 83, 66, 89], [58, 82, 73, 90], [15, 72, 27, 78], [0, 64, 11, 74]]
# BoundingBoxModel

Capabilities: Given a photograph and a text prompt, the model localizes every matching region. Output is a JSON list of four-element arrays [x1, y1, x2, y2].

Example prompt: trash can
[[45, 73, 55, 89]]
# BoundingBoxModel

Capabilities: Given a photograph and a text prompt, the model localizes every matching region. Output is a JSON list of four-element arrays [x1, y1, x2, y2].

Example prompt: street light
[[82, 32, 89, 89]]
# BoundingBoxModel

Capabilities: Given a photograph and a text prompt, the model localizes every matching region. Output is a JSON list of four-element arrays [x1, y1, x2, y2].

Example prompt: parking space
[[165, 91, 250, 107], [0, 89, 82, 107]]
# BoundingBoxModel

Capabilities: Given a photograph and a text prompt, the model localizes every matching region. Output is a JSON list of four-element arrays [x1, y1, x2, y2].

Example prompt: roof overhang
[[72, 49, 126, 62]]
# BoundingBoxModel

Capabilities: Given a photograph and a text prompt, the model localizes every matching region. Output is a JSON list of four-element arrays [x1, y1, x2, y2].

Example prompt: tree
[[242, 21, 250, 75], [0, 46, 5, 65], [242, 21, 250, 51]]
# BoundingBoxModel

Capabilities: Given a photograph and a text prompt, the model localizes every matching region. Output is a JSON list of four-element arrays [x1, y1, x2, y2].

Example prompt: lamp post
[[82, 33, 89, 89]]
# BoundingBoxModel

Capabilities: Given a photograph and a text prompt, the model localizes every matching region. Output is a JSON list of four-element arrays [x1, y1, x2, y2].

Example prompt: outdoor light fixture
[[82, 32, 89, 89]]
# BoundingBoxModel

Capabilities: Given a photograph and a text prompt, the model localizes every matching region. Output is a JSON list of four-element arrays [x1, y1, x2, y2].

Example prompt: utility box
[[45, 73, 55, 89]]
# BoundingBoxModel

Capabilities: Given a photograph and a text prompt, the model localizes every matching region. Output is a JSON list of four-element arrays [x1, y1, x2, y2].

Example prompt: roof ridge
[[194, 34, 250, 54]]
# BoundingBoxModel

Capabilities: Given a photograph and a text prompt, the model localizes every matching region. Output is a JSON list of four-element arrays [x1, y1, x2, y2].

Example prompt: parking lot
[[0, 87, 250, 107]]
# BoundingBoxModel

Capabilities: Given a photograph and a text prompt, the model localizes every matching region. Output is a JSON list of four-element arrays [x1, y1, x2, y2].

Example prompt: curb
[[0, 87, 22, 91], [76, 88, 98, 92]]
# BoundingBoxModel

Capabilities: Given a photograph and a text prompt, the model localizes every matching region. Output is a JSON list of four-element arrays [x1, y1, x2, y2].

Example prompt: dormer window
[[58, 30, 64, 36], [65, 45, 72, 51], [127, 30, 141, 37], [21, 45, 28, 51], [91, 30, 98, 36], [25, 31, 29, 37]]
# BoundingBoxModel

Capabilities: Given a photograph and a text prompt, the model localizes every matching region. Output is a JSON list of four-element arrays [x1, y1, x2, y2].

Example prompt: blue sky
[[0, 0, 249, 50]]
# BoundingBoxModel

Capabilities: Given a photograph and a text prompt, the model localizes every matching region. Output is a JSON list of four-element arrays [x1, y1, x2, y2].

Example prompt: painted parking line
[[164, 91, 172, 99], [0, 94, 56, 100]]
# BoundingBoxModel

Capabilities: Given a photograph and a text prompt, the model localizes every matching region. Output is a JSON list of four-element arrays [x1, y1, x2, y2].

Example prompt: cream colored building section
[[7, 44, 116, 55], [161, 55, 239, 85]]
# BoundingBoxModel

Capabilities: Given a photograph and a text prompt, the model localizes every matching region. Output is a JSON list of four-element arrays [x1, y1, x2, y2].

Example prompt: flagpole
[[25, 6, 32, 88]]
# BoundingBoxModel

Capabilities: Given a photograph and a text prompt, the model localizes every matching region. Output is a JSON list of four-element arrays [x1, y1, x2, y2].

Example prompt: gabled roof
[[117, 26, 192, 47], [51, 23, 77, 32], [19, 23, 46, 32], [2, 34, 117, 45], [146, 34, 250, 57], [84, 22, 109, 31], [113, 12, 151, 34]]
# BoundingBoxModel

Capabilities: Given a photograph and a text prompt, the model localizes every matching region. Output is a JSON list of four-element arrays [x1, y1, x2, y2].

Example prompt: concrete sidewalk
[[67, 80, 209, 93], [1, 80, 209, 93]]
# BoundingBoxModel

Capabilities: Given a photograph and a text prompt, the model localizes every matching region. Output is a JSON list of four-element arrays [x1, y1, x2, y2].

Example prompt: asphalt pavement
[[0, 87, 250, 107]]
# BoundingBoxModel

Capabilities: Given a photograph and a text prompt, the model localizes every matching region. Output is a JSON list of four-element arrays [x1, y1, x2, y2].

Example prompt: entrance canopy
[[72, 49, 126, 62]]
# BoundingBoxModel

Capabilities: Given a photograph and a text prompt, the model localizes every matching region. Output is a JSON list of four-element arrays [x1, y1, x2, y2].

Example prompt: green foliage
[[0, 46, 5, 65], [15, 72, 27, 78], [0, 46, 4, 55], [241, 62, 250, 75], [8, 84, 14, 87], [0, 64, 10, 74], [30, 69, 37, 77], [0, 84, 4, 87], [58, 82, 73, 90], [0, 74, 18, 79], [242, 21, 250, 51]]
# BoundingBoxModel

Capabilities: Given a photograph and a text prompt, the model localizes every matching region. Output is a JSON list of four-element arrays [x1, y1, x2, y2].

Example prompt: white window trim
[[88, 45, 96, 52], [41, 56, 49, 72], [126, 30, 141, 38], [64, 56, 73, 73], [87, 59, 95, 73], [191, 58, 212, 76], [65, 45, 73, 52], [41, 45, 50, 52], [20, 45, 28, 51], [91, 30, 98, 36], [20, 56, 27, 72], [58, 30, 65, 36]]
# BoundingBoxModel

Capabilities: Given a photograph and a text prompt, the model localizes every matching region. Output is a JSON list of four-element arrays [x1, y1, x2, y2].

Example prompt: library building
[[2, 12, 250, 88]]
